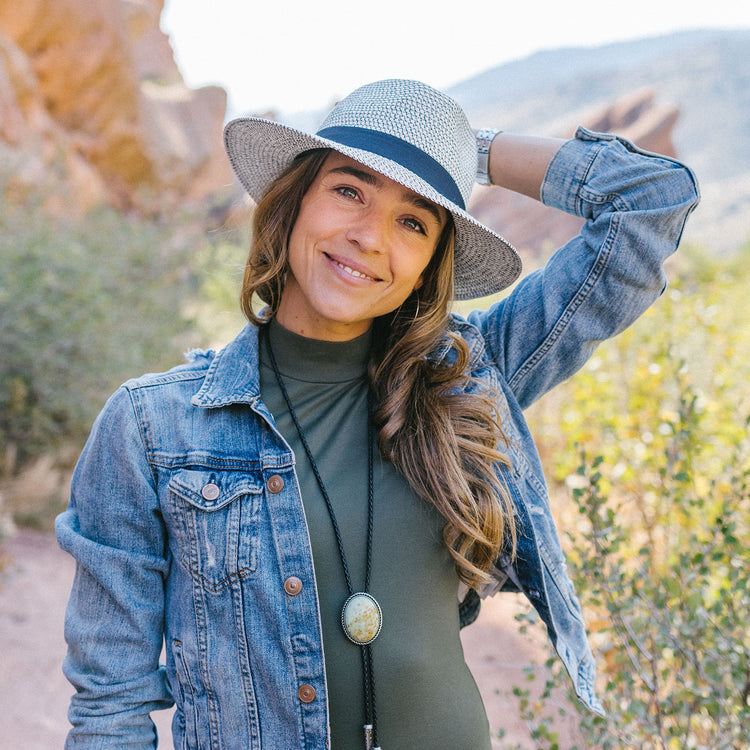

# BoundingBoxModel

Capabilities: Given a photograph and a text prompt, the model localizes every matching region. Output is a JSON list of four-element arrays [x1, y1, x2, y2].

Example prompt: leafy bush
[[0, 199, 206, 473], [507, 246, 750, 748]]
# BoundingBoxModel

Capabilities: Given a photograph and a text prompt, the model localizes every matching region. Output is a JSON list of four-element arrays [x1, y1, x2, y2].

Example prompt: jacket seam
[[507, 211, 619, 393], [126, 366, 211, 391], [124, 385, 161, 488]]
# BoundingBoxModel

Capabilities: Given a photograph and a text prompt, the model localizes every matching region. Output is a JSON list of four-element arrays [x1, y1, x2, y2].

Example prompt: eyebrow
[[409, 195, 445, 228], [328, 165, 446, 228]]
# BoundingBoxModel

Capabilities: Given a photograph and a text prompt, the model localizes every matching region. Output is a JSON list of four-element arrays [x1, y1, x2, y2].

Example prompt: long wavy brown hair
[[241, 149, 516, 589]]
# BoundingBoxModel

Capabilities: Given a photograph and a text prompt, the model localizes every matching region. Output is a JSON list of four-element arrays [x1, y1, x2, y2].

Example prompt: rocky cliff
[[0, 0, 232, 214], [451, 29, 750, 256], [0, 2, 692, 258]]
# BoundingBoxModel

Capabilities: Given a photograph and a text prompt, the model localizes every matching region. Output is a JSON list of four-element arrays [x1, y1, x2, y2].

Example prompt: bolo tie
[[264, 326, 384, 750]]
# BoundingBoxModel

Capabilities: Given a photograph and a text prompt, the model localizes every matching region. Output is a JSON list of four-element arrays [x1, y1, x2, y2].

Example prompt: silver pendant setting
[[364, 723, 383, 749], [342, 592, 383, 645]]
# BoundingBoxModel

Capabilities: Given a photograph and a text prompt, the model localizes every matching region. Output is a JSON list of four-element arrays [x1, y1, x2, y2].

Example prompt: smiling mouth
[[327, 254, 380, 282]]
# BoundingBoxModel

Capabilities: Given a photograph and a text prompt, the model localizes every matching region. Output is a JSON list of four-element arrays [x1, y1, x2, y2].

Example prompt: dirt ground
[[0, 527, 584, 749]]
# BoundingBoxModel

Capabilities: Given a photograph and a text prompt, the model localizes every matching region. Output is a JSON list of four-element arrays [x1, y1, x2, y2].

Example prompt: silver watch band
[[475, 127, 501, 185]]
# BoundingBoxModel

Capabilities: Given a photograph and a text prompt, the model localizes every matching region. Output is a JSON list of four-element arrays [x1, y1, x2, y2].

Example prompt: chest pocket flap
[[167, 468, 264, 592]]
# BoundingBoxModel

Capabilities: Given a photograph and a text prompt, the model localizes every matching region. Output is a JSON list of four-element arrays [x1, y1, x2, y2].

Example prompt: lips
[[325, 253, 381, 282]]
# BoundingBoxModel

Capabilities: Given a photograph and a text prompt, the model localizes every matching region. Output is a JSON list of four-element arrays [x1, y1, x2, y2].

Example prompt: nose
[[346, 206, 390, 254]]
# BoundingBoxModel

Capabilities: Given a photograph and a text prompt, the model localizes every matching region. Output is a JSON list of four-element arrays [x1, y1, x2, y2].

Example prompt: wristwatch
[[475, 128, 501, 185]]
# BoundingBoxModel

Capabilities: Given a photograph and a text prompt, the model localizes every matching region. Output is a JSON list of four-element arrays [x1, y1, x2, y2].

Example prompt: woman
[[57, 79, 699, 749]]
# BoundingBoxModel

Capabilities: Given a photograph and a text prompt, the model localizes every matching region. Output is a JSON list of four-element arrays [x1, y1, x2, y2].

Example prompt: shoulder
[[122, 348, 217, 394], [427, 312, 491, 369], [446, 312, 483, 350], [87, 350, 218, 440], [121, 323, 262, 412]]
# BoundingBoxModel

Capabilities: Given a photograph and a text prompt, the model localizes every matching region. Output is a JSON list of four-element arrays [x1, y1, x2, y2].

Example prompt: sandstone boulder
[[0, 0, 232, 214]]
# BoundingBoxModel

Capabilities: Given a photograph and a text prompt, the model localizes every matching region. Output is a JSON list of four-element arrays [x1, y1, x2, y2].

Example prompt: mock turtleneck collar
[[263, 319, 372, 384]]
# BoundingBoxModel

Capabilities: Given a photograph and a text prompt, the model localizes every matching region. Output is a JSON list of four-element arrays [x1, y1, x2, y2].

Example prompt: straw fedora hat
[[223, 78, 521, 300]]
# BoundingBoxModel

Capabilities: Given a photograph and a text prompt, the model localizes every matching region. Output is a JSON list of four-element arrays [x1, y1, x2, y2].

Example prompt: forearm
[[469, 127, 700, 407], [485, 132, 567, 200]]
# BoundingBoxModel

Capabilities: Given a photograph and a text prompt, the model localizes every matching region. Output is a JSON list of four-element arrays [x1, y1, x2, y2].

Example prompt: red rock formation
[[0, 0, 232, 213], [0, 6, 683, 249], [468, 89, 680, 266]]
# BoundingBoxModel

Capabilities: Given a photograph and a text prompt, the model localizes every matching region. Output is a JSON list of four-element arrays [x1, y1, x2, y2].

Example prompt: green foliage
[[0, 199, 205, 472], [567, 436, 748, 748], [186, 235, 247, 348], [512, 248, 750, 748], [499, 662, 564, 749]]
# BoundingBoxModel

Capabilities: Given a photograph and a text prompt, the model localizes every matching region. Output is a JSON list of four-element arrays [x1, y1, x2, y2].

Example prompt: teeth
[[335, 259, 375, 281]]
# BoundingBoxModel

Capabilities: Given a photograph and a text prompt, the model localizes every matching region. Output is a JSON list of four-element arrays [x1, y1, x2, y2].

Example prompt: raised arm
[[483, 132, 566, 200], [467, 127, 700, 409]]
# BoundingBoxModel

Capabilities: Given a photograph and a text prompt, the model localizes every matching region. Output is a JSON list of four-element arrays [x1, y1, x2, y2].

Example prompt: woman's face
[[276, 152, 447, 341]]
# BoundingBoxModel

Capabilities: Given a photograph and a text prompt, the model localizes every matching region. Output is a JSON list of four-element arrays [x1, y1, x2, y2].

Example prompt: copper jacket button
[[298, 684, 316, 703], [284, 576, 303, 596], [266, 475, 284, 493]]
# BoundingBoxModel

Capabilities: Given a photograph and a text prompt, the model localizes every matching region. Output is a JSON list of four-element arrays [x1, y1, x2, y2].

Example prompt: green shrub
[[509, 248, 750, 748], [0, 200, 204, 473]]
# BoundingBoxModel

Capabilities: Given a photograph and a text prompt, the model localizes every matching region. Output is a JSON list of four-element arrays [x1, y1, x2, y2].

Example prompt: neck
[[275, 306, 373, 342]]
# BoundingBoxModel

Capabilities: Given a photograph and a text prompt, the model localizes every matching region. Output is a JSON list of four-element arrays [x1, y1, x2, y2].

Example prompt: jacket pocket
[[168, 468, 263, 592]]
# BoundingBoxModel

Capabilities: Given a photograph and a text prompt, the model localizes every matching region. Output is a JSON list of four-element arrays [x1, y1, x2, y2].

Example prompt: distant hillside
[[447, 29, 750, 255]]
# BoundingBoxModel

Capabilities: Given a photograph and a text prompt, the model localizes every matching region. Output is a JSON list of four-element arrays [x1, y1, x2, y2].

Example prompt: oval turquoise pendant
[[341, 592, 383, 645]]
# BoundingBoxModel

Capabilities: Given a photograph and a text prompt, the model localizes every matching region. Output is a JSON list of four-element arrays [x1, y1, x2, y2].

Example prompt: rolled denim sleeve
[[56, 385, 173, 748], [468, 126, 700, 409]]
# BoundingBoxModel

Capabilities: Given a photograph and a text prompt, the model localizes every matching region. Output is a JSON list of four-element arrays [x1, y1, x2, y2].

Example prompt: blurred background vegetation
[[1, 172, 748, 747], [0, 180, 247, 527], [504, 243, 750, 748]]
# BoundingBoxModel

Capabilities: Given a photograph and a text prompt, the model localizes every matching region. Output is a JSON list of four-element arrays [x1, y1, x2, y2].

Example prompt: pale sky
[[161, 0, 749, 119]]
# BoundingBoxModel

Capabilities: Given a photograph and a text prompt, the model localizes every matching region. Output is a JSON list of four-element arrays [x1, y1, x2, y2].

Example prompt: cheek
[[284, 232, 303, 280], [286, 215, 317, 269], [401, 246, 437, 291], [288, 203, 338, 259]]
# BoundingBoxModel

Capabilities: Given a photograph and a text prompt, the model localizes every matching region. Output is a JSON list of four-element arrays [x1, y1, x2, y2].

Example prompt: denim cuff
[[540, 126, 615, 214]]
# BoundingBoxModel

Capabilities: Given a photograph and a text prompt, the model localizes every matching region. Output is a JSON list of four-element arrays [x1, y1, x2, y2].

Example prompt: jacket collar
[[191, 323, 262, 408], [190, 315, 485, 408]]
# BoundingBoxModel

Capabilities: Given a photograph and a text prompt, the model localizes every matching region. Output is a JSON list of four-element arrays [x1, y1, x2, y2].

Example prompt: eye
[[401, 217, 427, 235], [335, 186, 359, 200]]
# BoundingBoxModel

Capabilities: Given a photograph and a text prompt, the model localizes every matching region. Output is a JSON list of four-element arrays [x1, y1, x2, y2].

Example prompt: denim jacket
[[57, 128, 699, 748]]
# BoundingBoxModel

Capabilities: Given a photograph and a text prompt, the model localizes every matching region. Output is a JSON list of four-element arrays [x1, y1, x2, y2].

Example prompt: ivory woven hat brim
[[223, 83, 522, 300]]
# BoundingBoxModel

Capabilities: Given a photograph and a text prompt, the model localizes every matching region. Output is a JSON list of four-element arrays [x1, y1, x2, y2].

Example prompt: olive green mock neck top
[[260, 319, 491, 750]]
